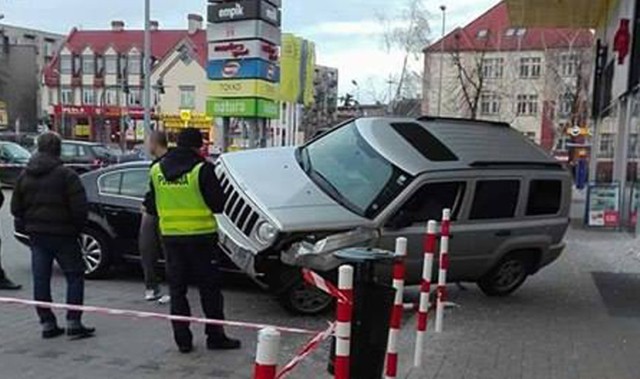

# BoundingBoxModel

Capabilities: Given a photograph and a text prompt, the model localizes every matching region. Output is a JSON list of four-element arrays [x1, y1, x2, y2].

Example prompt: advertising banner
[[209, 39, 278, 61], [207, 97, 279, 118], [209, 79, 279, 100], [280, 34, 302, 103], [208, 0, 281, 27], [207, 58, 280, 82], [586, 182, 621, 227], [208, 19, 281, 45]]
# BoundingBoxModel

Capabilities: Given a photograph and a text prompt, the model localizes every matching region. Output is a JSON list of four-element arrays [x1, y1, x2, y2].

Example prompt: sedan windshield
[[298, 121, 411, 219], [2, 143, 31, 161]]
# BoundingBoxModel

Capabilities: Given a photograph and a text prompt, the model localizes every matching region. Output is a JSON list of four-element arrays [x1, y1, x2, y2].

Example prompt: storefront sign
[[209, 39, 278, 61], [207, 98, 279, 118], [161, 113, 213, 129], [207, 58, 280, 82], [74, 124, 91, 138], [209, 79, 278, 100], [207, 19, 281, 45], [586, 182, 621, 227], [208, 0, 281, 26], [54, 105, 95, 116]]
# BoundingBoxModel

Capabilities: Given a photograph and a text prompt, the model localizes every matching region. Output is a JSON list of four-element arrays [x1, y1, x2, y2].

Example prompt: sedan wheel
[[78, 230, 111, 279]]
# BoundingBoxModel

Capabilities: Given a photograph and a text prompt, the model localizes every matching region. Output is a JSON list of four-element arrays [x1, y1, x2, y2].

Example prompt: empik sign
[[208, 0, 281, 27]]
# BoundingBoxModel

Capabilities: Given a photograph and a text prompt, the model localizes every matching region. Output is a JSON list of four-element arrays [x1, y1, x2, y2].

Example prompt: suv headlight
[[256, 221, 278, 244]]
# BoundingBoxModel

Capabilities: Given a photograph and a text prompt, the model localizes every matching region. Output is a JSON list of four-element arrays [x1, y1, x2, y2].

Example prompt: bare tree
[[378, 0, 430, 108], [449, 33, 491, 119]]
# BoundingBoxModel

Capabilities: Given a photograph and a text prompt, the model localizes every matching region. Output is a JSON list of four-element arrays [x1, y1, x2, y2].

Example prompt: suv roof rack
[[470, 161, 563, 169], [416, 116, 510, 128]]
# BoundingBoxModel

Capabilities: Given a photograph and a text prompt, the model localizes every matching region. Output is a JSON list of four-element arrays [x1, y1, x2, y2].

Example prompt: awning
[[506, 0, 618, 28]]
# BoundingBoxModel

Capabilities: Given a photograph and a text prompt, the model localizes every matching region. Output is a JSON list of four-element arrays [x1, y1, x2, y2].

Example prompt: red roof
[[44, 28, 207, 85], [425, 1, 594, 53]]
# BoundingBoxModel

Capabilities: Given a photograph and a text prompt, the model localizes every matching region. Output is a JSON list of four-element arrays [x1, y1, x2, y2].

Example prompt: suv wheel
[[79, 229, 111, 279], [478, 253, 532, 296], [278, 277, 333, 316]]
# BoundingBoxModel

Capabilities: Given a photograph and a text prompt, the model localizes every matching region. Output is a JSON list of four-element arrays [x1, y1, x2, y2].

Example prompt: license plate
[[220, 233, 253, 272]]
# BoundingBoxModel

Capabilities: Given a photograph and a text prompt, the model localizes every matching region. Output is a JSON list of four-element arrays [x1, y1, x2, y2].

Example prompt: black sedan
[[0, 141, 31, 187], [60, 140, 141, 174], [15, 161, 236, 278]]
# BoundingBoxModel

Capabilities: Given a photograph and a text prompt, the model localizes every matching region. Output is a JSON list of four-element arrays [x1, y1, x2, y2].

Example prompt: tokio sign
[[207, 58, 280, 82], [209, 79, 279, 100], [209, 39, 278, 61], [208, 0, 281, 27], [207, 19, 281, 45], [207, 97, 279, 119]]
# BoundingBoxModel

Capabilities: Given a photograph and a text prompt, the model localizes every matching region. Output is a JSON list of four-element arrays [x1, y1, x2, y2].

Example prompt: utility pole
[[143, 0, 152, 141], [437, 5, 446, 117]]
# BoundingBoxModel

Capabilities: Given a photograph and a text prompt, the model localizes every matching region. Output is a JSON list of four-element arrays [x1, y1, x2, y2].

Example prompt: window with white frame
[[477, 29, 488, 38], [61, 87, 73, 105], [60, 55, 72, 74], [516, 94, 539, 116], [128, 53, 141, 75], [128, 88, 141, 106], [82, 54, 94, 75], [519, 57, 542, 78], [82, 88, 95, 105], [481, 58, 504, 79], [560, 53, 578, 77], [180, 86, 196, 109], [480, 93, 500, 115], [555, 135, 569, 151], [105, 88, 118, 106], [105, 56, 118, 75], [558, 93, 574, 118], [599, 133, 614, 158]]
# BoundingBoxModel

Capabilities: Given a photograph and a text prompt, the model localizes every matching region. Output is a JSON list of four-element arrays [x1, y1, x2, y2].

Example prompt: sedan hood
[[220, 147, 370, 231]]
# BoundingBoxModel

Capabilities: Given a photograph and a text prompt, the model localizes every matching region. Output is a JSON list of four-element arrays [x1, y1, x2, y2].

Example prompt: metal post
[[143, 0, 152, 140], [614, 99, 631, 226], [437, 5, 446, 117]]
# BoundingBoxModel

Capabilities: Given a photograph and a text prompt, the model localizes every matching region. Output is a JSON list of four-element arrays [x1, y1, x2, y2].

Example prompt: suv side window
[[397, 182, 466, 223], [527, 180, 562, 216], [470, 180, 520, 220], [120, 169, 149, 198], [61, 143, 78, 159], [99, 172, 122, 195]]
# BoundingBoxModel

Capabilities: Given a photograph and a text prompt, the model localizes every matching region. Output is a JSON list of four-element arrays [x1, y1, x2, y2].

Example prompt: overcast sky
[[1, 0, 500, 102]]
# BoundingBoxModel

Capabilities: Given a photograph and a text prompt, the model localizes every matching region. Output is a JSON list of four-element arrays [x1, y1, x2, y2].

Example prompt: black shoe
[[0, 278, 22, 290], [42, 327, 65, 339], [67, 325, 95, 340], [207, 336, 241, 350], [178, 344, 194, 354]]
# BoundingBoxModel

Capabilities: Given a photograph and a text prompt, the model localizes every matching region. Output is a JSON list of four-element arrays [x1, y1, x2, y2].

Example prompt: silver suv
[[216, 117, 571, 314]]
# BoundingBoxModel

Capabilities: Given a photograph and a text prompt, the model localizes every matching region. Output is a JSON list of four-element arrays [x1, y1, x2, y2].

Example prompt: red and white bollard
[[254, 327, 281, 379], [335, 265, 354, 379], [385, 237, 408, 379], [435, 209, 451, 333], [413, 220, 438, 368]]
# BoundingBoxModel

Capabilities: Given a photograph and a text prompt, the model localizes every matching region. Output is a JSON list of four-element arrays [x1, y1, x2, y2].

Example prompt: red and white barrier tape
[[435, 209, 451, 333], [276, 323, 335, 379], [385, 237, 407, 379], [301, 268, 350, 304], [0, 297, 318, 335], [414, 220, 438, 368]]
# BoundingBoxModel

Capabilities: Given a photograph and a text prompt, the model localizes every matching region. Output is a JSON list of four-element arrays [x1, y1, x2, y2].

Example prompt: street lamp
[[437, 5, 446, 117], [143, 0, 152, 140]]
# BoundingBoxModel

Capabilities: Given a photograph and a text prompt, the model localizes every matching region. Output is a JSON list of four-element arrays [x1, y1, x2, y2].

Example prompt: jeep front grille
[[217, 169, 260, 237]]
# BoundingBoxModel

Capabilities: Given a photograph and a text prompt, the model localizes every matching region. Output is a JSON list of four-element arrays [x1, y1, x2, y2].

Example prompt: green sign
[[206, 98, 280, 119]]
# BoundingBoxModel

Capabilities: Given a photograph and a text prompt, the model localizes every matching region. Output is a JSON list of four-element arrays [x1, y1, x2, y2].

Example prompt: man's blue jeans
[[30, 234, 85, 324]]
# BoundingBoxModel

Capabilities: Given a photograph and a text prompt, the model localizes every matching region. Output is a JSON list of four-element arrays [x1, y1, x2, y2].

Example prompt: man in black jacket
[[11, 133, 95, 340], [147, 128, 240, 353], [0, 191, 21, 290]]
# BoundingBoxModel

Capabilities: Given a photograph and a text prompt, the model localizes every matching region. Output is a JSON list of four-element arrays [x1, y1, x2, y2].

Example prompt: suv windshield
[[298, 121, 411, 219]]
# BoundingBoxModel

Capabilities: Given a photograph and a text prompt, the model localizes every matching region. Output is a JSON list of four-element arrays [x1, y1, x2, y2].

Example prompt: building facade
[[0, 23, 63, 130], [423, 1, 593, 155], [42, 15, 209, 144]]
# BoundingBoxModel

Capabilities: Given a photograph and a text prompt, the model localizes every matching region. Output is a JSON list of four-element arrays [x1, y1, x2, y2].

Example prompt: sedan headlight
[[256, 221, 278, 244]]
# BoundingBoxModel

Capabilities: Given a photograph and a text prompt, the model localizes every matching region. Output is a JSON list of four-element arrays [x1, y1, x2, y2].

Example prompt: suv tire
[[277, 274, 333, 316], [79, 229, 112, 279], [477, 253, 532, 296]]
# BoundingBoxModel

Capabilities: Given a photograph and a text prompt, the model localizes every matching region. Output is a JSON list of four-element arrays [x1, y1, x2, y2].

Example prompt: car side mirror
[[387, 210, 413, 230]]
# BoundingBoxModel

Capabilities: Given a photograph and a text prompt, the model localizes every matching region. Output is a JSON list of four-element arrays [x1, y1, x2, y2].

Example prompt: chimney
[[111, 20, 125, 32], [187, 14, 203, 35], [150, 20, 159, 31]]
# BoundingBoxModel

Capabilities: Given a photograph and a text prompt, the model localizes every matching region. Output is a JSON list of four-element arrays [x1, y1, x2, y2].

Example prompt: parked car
[[0, 141, 31, 187], [215, 117, 572, 314], [14, 161, 238, 278], [60, 140, 141, 174]]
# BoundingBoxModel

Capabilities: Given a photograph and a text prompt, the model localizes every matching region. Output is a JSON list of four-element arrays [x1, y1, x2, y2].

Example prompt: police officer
[[146, 128, 240, 353]]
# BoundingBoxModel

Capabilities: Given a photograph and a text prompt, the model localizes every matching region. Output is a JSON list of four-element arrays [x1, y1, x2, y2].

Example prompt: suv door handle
[[495, 230, 512, 237]]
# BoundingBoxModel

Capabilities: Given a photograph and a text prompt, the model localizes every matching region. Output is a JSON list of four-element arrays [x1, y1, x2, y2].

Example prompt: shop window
[[527, 180, 562, 216], [470, 180, 520, 220]]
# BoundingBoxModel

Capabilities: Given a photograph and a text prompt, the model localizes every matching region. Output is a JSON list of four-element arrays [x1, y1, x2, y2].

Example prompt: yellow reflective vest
[[150, 162, 218, 236]]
